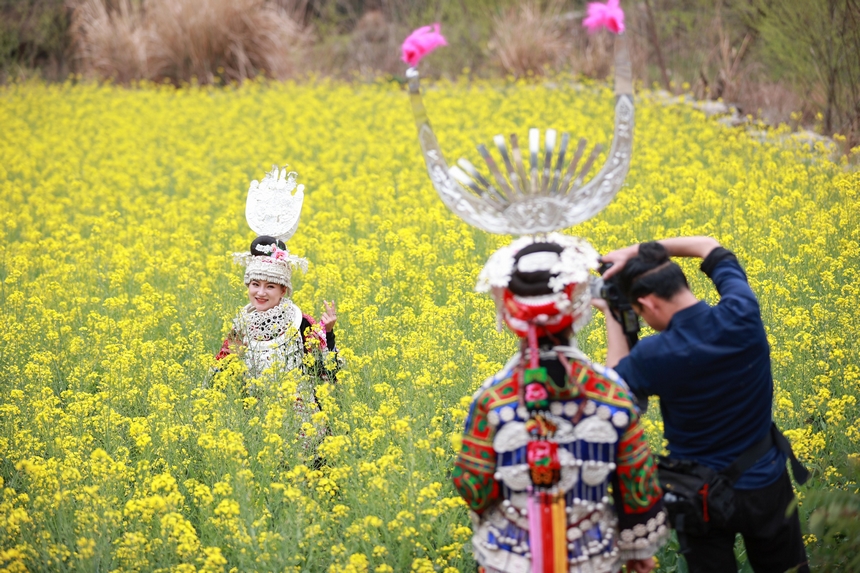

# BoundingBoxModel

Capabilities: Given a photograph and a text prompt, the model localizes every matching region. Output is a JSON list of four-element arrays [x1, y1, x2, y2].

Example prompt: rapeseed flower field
[[0, 76, 858, 572]]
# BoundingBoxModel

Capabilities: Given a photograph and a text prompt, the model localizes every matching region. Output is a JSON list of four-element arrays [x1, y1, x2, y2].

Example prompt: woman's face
[[248, 280, 287, 312]]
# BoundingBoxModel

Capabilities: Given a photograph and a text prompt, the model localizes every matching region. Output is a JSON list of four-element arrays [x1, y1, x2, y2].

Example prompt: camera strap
[[719, 422, 810, 486], [773, 423, 811, 485]]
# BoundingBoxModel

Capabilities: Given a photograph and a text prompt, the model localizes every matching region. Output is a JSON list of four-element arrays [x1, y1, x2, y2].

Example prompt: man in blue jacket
[[592, 236, 809, 573]]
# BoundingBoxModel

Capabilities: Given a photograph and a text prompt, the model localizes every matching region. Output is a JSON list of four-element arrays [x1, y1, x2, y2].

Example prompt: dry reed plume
[[489, 1, 569, 78], [70, 0, 150, 83], [70, 0, 312, 84]]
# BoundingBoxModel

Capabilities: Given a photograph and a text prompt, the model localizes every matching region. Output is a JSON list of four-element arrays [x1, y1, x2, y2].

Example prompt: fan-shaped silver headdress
[[233, 165, 309, 290], [245, 165, 306, 243], [407, 35, 633, 236]]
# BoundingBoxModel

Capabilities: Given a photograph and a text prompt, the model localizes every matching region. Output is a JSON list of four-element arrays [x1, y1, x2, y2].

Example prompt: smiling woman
[[248, 279, 287, 313], [215, 234, 339, 377], [216, 166, 341, 383], [212, 173, 343, 456]]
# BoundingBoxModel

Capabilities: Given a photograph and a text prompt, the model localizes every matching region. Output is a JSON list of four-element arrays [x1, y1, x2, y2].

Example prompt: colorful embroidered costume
[[454, 346, 667, 572], [215, 297, 339, 444], [215, 300, 337, 378], [443, 234, 667, 573]]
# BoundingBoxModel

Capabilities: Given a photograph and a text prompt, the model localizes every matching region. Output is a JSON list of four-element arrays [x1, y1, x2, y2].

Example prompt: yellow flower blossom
[[0, 74, 856, 572]]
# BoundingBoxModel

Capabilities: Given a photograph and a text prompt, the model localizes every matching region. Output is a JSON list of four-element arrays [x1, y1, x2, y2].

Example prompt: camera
[[590, 262, 648, 411], [592, 262, 640, 349]]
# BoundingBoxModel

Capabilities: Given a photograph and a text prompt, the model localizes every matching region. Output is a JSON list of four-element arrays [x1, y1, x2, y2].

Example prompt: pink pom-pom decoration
[[401, 23, 448, 67], [582, 0, 625, 34]]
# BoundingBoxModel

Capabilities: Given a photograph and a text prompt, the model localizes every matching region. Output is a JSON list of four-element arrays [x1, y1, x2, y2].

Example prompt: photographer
[[592, 236, 809, 573]]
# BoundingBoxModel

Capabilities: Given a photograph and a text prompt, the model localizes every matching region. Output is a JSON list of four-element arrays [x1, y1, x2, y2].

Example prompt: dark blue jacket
[[614, 248, 786, 489]]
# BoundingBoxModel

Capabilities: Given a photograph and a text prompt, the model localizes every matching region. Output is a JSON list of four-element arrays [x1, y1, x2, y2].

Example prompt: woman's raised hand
[[321, 300, 337, 332]]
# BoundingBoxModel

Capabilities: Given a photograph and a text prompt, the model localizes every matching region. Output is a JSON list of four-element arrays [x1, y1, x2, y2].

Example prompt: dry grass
[[577, 26, 614, 80], [70, 0, 312, 84], [59, 0, 848, 144], [489, 0, 569, 78], [147, 0, 311, 83], [736, 79, 808, 126], [345, 10, 405, 79], [488, 3, 650, 82], [70, 0, 150, 83]]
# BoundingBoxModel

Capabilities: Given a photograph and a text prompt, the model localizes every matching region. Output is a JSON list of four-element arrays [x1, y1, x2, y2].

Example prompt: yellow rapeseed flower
[[0, 74, 856, 571]]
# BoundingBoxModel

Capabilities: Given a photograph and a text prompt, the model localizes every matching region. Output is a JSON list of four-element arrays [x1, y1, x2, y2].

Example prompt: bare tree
[[745, 0, 860, 136]]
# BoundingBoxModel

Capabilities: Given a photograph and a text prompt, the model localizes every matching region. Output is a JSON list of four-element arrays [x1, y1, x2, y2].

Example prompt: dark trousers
[[683, 470, 809, 573]]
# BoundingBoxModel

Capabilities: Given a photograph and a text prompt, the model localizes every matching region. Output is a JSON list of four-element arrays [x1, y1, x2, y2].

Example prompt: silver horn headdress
[[407, 35, 633, 235]]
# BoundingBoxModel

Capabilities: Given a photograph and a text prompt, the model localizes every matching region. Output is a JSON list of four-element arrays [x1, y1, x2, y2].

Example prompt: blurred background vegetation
[[1, 0, 859, 142]]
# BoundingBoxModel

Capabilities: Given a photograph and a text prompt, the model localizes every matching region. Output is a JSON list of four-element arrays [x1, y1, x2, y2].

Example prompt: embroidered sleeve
[[301, 314, 327, 350], [452, 390, 499, 514], [215, 329, 242, 360], [215, 338, 232, 360], [612, 407, 668, 560], [301, 314, 342, 379]]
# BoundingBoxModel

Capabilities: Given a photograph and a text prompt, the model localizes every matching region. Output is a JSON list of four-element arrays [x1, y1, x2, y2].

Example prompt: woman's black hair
[[618, 241, 689, 301], [250, 235, 286, 256], [508, 242, 563, 296]]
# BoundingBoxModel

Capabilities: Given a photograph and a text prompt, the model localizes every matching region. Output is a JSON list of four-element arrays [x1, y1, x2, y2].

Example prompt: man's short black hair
[[618, 241, 689, 301]]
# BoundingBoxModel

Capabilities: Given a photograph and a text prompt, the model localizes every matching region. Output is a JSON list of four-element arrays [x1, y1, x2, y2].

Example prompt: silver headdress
[[406, 36, 633, 236], [245, 165, 306, 242], [233, 165, 309, 292], [406, 29, 634, 329]]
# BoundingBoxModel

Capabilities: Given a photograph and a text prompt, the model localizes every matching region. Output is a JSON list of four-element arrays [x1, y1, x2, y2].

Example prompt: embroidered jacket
[[213, 300, 340, 451], [215, 300, 338, 378], [452, 346, 667, 573]]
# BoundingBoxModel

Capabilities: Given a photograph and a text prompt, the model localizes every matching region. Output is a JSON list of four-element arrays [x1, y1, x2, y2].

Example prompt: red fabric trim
[[215, 339, 232, 360], [302, 313, 326, 349], [541, 493, 554, 573], [699, 482, 710, 522]]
